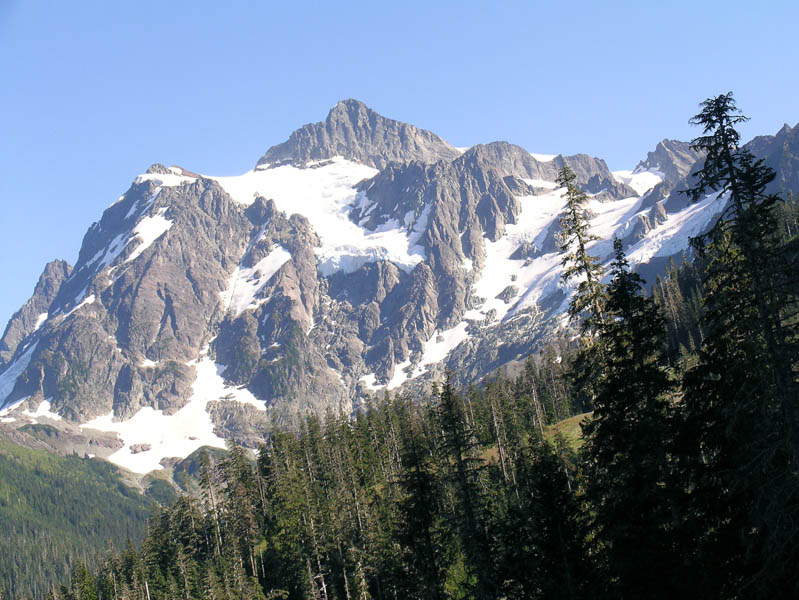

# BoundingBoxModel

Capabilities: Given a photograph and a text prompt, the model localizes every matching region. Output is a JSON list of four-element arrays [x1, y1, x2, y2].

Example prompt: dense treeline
[[0, 440, 152, 600], [48, 368, 589, 600], [49, 93, 799, 599]]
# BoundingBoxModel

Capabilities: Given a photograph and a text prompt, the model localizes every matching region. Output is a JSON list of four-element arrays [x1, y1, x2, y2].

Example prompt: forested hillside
[[0, 441, 152, 599], [27, 94, 799, 600]]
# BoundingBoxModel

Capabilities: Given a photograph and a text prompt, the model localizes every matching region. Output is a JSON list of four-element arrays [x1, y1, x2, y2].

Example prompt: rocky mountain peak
[[744, 122, 799, 195], [256, 99, 461, 170], [459, 142, 636, 200], [635, 139, 703, 186], [0, 259, 72, 366]]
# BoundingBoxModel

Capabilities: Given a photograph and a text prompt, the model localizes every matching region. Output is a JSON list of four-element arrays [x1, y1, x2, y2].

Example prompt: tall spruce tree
[[436, 375, 493, 599], [580, 239, 680, 599], [686, 92, 799, 461], [557, 164, 607, 414], [679, 92, 799, 597], [557, 165, 605, 331]]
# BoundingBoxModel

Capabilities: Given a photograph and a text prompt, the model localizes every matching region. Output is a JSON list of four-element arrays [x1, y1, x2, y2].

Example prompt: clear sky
[[1, 0, 797, 327]]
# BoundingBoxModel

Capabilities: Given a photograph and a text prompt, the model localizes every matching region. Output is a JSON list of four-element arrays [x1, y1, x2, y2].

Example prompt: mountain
[[744, 121, 799, 195], [257, 98, 462, 169], [0, 102, 795, 476]]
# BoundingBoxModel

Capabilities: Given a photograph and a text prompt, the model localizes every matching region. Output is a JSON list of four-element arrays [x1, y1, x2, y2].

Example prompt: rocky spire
[[256, 99, 461, 169], [0, 259, 71, 365]]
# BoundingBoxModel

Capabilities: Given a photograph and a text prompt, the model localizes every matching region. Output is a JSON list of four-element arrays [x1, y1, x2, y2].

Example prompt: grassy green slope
[[0, 438, 152, 599]]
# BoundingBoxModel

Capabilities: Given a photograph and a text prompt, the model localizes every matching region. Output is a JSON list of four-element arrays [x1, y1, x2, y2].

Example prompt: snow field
[[33, 313, 48, 331], [625, 192, 726, 266], [22, 398, 62, 421], [80, 346, 265, 474], [210, 157, 427, 276], [221, 245, 292, 317], [0, 342, 39, 410], [125, 207, 173, 263], [470, 190, 570, 323], [611, 168, 664, 196]]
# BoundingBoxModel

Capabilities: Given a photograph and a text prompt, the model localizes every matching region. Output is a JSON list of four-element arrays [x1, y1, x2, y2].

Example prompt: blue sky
[[1, 0, 797, 326]]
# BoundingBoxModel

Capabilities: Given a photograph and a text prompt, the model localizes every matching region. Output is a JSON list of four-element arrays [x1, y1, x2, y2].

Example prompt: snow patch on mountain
[[33, 313, 48, 331], [86, 233, 129, 273], [22, 398, 62, 421], [63, 294, 96, 319], [359, 372, 382, 392], [522, 178, 559, 190], [134, 172, 198, 187], [210, 157, 426, 276], [80, 347, 265, 473], [125, 207, 173, 263], [612, 168, 663, 196], [221, 245, 292, 317], [413, 322, 471, 377], [387, 359, 412, 390], [0, 342, 39, 410], [471, 190, 569, 322], [530, 153, 557, 162], [626, 191, 726, 265]]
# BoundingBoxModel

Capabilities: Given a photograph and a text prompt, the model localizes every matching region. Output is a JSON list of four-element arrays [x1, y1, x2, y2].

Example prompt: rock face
[[0, 260, 71, 366], [1, 102, 796, 474], [462, 142, 638, 200], [257, 99, 462, 170], [745, 122, 799, 195], [636, 139, 703, 186]]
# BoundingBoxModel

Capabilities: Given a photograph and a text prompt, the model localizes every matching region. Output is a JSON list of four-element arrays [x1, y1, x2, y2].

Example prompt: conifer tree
[[556, 165, 605, 331], [396, 400, 446, 599], [686, 92, 799, 462], [436, 375, 492, 599], [557, 164, 607, 415], [678, 92, 799, 597], [580, 239, 680, 599]]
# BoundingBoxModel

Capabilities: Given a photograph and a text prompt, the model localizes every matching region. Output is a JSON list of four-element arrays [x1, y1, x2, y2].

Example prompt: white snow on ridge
[[135, 172, 197, 187], [359, 372, 382, 392], [222, 245, 292, 317], [468, 188, 648, 325], [125, 189, 159, 221], [586, 196, 644, 257], [386, 359, 412, 391], [471, 189, 570, 322], [209, 157, 426, 277], [125, 207, 173, 263], [80, 347, 265, 474], [530, 153, 557, 162], [626, 192, 726, 266], [612, 168, 663, 196], [33, 313, 48, 331], [86, 232, 128, 273], [0, 342, 39, 410], [412, 322, 471, 377], [63, 294, 96, 319], [22, 398, 62, 421], [522, 178, 559, 190]]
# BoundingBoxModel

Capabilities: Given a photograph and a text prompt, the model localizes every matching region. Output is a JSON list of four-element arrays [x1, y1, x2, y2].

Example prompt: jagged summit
[[460, 142, 637, 199], [634, 139, 703, 186], [745, 122, 799, 195], [256, 99, 461, 170], [0, 260, 72, 366]]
